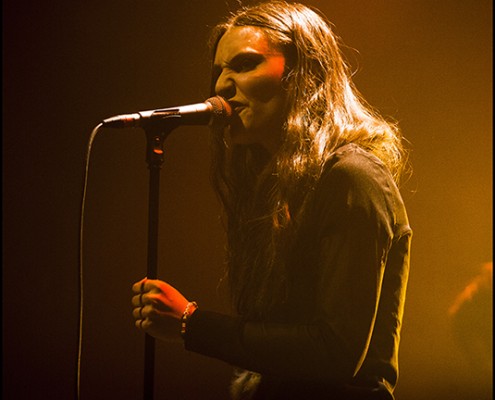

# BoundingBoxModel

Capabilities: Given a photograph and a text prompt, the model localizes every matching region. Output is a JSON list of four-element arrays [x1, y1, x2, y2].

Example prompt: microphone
[[102, 96, 232, 129]]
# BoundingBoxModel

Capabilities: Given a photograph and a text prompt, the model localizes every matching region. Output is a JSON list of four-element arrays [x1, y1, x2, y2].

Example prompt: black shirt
[[185, 144, 412, 399]]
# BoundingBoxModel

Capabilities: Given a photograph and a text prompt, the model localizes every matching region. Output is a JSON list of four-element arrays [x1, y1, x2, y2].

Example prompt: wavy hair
[[209, 1, 408, 319]]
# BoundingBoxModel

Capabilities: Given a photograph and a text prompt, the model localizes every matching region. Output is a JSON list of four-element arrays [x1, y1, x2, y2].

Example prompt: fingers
[[135, 317, 148, 330], [131, 293, 145, 307], [132, 305, 145, 320], [132, 302, 149, 331], [131, 289, 164, 308], [131, 277, 165, 296], [133, 304, 151, 320], [133, 309, 146, 330], [131, 277, 148, 294], [132, 278, 148, 330], [131, 277, 187, 335], [131, 277, 151, 307], [132, 305, 167, 331]]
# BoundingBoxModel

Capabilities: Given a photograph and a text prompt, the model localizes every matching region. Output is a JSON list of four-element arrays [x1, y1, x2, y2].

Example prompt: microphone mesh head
[[206, 96, 232, 124]]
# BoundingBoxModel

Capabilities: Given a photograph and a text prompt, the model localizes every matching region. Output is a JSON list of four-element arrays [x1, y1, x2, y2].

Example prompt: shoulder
[[298, 145, 410, 242], [310, 144, 408, 228], [317, 143, 394, 199], [298, 144, 411, 244]]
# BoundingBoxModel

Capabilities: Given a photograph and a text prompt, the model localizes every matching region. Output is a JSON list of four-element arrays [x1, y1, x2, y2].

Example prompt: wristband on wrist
[[180, 301, 198, 339]]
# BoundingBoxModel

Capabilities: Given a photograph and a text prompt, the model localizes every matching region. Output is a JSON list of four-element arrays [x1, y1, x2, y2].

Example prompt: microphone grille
[[206, 96, 232, 123]]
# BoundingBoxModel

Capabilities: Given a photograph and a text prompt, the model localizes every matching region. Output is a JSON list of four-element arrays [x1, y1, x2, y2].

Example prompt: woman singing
[[132, 2, 412, 399]]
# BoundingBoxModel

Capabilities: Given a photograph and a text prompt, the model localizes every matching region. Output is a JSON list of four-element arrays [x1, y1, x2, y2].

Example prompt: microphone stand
[[142, 118, 180, 400]]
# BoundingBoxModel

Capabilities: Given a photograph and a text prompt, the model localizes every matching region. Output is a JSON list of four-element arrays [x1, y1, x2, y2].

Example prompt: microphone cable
[[76, 123, 102, 400]]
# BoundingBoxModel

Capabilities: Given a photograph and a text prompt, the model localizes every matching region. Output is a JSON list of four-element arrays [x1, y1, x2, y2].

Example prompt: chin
[[227, 122, 249, 144]]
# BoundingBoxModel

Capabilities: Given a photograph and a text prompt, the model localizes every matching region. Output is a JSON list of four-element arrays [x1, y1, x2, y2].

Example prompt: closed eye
[[229, 53, 264, 72], [211, 52, 265, 88], [212, 52, 266, 88]]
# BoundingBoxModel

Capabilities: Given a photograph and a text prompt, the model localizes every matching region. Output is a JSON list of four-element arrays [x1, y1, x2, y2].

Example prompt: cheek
[[238, 75, 284, 105], [240, 59, 286, 103]]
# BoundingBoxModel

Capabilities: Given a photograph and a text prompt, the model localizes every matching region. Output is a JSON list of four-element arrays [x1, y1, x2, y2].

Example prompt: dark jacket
[[185, 144, 412, 399]]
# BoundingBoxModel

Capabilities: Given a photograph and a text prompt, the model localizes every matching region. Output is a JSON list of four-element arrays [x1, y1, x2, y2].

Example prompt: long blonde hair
[[209, 1, 408, 319]]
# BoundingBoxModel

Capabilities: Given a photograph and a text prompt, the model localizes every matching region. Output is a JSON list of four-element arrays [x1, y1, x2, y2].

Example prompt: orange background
[[3, 1, 492, 399]]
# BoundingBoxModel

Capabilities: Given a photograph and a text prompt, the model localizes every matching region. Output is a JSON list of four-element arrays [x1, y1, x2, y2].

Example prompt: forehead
[[214, 26, 280, 63]]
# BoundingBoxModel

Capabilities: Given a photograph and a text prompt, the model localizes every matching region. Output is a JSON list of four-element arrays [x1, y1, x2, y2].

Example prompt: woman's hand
[[131, 277, 191, 342]]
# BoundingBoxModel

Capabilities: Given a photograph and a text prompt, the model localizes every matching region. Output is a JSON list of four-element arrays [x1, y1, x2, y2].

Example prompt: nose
[[214, 70, 236, 99]]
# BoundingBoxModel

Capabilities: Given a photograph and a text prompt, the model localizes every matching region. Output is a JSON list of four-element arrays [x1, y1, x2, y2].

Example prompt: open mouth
[[228, 101, 245, 115]]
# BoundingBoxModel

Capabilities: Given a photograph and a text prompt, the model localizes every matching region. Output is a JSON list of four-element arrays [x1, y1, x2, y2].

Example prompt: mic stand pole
[[142, 120, 179, 400]]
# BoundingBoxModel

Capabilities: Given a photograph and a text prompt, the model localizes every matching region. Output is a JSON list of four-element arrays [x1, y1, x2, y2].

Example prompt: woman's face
[[213, 26, 288, 153]]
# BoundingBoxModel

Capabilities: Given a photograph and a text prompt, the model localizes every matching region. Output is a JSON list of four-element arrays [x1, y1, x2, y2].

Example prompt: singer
[[131, 2, 412, 399]]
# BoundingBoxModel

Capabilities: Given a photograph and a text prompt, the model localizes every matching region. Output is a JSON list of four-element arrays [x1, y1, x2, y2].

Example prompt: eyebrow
[[213, 50, 265, 69]]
